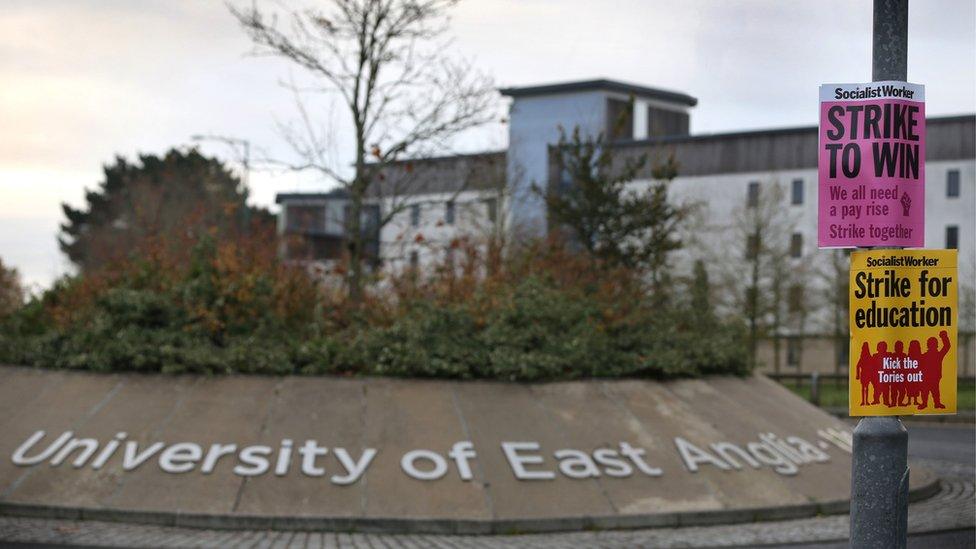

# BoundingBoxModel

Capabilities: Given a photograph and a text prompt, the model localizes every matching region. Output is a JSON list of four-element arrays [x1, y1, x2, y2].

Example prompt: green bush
[[0, 242, 751, 381]]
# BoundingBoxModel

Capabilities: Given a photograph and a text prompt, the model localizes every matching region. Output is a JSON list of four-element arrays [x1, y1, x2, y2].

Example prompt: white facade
[[378, 189, 503, 274], [630, 158, 975, 338], [649, 159, 974, 274], [364, 159, 973, 281], [276, 80, 975, 335]]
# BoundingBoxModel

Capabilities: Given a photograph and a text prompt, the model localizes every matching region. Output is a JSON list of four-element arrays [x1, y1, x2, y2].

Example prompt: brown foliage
[[385, 235, 646, 324], [47, 215, 320, 341], [0, 258, 25, 317]]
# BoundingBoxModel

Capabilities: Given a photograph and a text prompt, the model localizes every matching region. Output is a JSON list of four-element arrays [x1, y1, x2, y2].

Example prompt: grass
[[783, 378, 976, 412]]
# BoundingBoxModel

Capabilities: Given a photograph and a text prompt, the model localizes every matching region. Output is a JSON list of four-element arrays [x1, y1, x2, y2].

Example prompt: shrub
[[0, 236, 750, 380]]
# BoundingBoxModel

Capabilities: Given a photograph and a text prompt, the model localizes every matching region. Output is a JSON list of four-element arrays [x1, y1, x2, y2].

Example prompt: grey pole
[[850, 1, 910, 548], [872, 0, 909, 81], [850, 417, 909, 547]]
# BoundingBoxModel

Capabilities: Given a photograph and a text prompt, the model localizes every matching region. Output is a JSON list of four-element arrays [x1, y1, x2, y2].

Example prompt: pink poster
[[818, 82, 925, 248]]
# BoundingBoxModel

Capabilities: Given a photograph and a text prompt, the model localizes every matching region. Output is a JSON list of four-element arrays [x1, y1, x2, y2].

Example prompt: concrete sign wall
[[0, 367, 937, 533]]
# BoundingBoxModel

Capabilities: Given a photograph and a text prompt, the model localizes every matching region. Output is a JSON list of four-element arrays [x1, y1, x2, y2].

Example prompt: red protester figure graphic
[[857, 330, 950, 410]]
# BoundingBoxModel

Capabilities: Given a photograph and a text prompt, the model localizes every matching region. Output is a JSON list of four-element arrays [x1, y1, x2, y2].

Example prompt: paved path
[[0, 457, 971, 548], [906, 422, 976, 466]]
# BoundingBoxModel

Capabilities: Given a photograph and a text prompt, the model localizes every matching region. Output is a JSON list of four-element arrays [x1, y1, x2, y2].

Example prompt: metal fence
[[767, 372, 976, 407]]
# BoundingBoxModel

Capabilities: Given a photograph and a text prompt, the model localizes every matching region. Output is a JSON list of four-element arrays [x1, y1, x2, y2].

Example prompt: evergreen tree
[[542, 126, 687, 298], [59, 149, 272, 272]]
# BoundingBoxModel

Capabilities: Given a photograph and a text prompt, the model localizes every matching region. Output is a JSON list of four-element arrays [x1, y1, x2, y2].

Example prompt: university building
[[276, 79, 976, 375]]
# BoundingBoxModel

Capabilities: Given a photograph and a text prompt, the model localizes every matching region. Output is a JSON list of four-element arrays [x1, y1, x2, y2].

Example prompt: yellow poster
[[849, 249, 957, 416]]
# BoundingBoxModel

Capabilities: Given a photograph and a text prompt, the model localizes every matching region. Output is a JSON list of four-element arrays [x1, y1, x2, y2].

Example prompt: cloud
[[0, 0, 973, 288]]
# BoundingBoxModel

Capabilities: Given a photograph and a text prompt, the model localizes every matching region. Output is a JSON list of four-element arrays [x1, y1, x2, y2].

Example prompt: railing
[[767, 372, 976, 408]]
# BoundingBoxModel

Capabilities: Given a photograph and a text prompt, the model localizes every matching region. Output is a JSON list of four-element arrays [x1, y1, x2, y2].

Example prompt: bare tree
[[959, 253, 975, 376], [814, 249, 851, 376], [230, 0, 497, 302], [770, 248, 818, 373], [716, 182, 802, 370]]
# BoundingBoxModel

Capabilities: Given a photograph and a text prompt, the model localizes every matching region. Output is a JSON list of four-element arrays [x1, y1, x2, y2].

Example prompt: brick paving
[[0, 458, 971, 548]]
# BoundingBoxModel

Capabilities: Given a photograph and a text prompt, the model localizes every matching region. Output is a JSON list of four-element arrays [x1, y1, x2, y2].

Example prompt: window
[[445, 201, 455, 224], [410, 204, 420, 227], [788, 285, 804, 313], [746, 233, 760, 260], [791, 179, 804, 205], [363, 205, 380, 230], [747, 182, 760, 208], [790, 233, 803, 258], [787, 338, 801, 367], [646, 106, 689, 137], [946, 225, 959, 249], [947, 170, 960, 198], [485, 198, 497, 224], [286, 205, 325, 232], [342, 204, 380, 232], [606, 98, 634, 141], [837, 342, 849, 369], [284, 234, 343, 261]]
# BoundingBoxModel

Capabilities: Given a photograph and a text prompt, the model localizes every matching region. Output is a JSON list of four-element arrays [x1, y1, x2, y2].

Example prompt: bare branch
[[229, 0, 496, 301]]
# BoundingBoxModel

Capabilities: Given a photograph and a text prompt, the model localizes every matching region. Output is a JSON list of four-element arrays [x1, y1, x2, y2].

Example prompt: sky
[[1, 0, 974, 290]]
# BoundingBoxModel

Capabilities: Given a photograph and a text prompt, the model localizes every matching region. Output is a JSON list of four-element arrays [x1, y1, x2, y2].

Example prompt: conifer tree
[[59, 149, 272, 272], [543, 126, 687, 299]]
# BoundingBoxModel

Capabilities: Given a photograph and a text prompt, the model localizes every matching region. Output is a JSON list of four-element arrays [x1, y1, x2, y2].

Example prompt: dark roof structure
[[275, 188, 348, 204], [276, 152, 506, 202], [499, 78, 698, 107], [277, 115, 974, 200], [366, 151, 506, 198], [599, 114, 975, 179]]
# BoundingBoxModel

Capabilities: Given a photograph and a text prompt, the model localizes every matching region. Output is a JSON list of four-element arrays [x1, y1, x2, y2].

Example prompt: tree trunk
[[797, 313, 807, 373], [347, 134, 366, 304], [772, 278, 782, 375], [748, 247, 760, 368], [346, 196, 364, 304], [773, 335, 781, 374], [963, 332, 972, 377], [834, 268, 844, 376]]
